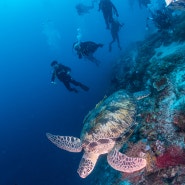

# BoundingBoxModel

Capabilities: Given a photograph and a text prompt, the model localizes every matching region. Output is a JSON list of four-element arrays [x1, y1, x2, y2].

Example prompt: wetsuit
[[51, 64, 89, 93], [99, 0, 119, 29]]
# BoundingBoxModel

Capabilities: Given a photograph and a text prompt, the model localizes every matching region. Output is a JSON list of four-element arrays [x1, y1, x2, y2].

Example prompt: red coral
[[156, 146, 185, 168]]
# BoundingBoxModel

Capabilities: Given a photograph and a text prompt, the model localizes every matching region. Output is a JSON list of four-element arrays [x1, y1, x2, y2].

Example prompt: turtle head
[[77, 152, 99, 178], [77, 158, 93, 178]]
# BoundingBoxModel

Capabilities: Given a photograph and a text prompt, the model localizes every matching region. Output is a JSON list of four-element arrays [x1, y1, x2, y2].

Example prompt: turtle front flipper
[[46, 133, 82, 152], [107, 149, 146, 173], [77, 152, 99, 178]]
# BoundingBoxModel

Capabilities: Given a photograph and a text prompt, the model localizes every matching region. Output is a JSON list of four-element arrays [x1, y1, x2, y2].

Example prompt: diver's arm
[[78, 52, 83, 59], [51, 70, 56, 83], [112, 3, 119, 16], [77, 42, 86, 58]]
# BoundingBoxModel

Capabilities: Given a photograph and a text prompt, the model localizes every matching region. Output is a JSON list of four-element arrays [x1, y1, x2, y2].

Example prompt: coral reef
[[172, 13, 185, 42], [93, 11, 185, 185], [173, 110, 185, 131], [153, 75, 169, 91], [156, 146, 185, 168]]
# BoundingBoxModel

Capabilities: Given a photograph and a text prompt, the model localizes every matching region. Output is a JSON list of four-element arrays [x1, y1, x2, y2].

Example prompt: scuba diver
[[109, 18, 124, 52], [73, 41, 103, 66], [51, 61, 89, 93], [75, 0, 96, 15], [99, 0, 119, 29]]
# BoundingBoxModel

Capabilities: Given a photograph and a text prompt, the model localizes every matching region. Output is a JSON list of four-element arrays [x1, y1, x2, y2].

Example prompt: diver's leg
[[109, 34, 116, 52], [109, 42, 113, 52], [63, 80, 78, 93], [116, 34, 122, 50], [108, 13, 113, 23], [87, 55, 101, 66], [103, 13, 109, 29], [70, 79, 89, 91]]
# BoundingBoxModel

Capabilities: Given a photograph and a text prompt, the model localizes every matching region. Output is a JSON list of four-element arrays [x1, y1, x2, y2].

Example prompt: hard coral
[[152, 140, 165, 156], [153, 76, 169, 91], [173, 111, 185, 131], [156, 146, 185, 168], [121, 171, 145, 185], [125, 141, 147, 158], [172, 13, 185, 42]]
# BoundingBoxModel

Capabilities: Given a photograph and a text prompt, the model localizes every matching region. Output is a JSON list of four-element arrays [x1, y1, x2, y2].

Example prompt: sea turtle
[[46, 89, 150, 178]]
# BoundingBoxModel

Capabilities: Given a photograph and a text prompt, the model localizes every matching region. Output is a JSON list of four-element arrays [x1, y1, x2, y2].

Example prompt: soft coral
[[156, 146, 185, 168]]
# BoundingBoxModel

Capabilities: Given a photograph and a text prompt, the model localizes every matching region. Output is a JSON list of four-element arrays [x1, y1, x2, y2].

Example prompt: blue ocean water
[[0, 0, 147, 184]]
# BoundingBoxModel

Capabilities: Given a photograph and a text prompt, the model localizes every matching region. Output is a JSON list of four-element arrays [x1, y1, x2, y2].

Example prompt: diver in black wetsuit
[[73, 41, 103, 66], [109, 18, 124, 52], [50, 61, 89, 93], [99, 0, 119, 29]]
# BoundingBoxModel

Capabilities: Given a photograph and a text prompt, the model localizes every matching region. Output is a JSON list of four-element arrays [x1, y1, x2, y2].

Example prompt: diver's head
[[51, 60, 58, 67], [73, 42, 81, 51]]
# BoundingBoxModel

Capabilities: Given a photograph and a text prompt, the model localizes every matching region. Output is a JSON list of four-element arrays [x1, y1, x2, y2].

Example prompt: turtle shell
[[80, 90, 137, 150]]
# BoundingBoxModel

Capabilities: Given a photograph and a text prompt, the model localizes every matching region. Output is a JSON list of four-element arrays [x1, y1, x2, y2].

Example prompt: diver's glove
[[51, 81, 56, 85]]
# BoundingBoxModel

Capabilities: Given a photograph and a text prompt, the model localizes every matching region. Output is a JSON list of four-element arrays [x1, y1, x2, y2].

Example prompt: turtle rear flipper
[[46, 133, 82, 152], [107, 149, 146, 173]]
